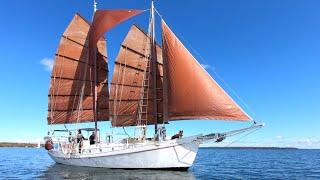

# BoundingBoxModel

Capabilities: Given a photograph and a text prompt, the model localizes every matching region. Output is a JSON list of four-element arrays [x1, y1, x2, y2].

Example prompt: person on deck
[[89, 132, 96, 145], [171, 130, 183, 140], [77, 130, 87, 153], [179, 130, 183, 138], [161, 126, 167, 140], [68, 131, 73, 143]]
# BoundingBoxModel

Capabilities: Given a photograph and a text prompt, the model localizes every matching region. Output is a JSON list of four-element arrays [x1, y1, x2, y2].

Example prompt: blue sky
[[0, 0, 319, 148]]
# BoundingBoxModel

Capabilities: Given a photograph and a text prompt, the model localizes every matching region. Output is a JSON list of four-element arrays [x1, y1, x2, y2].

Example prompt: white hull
[[48, 135, 201, 169]]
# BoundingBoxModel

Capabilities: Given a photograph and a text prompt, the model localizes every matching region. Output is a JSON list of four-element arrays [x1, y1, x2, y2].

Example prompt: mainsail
[[161, 20, 251, 121], [48, 14, 108, 124], [110, 25, 164, 127]]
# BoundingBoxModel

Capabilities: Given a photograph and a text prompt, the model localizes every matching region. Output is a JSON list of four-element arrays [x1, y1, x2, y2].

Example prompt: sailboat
[[44, 1, 263, 169]]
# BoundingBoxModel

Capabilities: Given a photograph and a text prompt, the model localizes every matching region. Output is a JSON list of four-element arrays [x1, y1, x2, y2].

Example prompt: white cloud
[[200, 63, 210, 70], [276, 135, 284, 140], [40, 57, 54, 71], [297, 138, 319, 147]]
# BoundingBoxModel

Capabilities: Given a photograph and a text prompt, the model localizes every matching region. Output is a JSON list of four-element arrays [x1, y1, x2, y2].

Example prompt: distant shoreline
[[200, 147, 299, 150], [0, 142, 43, 148]]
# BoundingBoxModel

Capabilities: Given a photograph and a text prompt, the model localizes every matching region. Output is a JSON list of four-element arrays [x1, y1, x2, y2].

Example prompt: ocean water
[[0, 148, 319, 179]]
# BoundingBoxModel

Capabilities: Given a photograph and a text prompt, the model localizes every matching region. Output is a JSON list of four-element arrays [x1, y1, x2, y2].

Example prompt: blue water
[[0, 148, 319, 179]]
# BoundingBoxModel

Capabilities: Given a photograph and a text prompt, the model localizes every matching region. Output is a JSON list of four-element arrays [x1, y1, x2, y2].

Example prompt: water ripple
[[0, 148, 320, 179]]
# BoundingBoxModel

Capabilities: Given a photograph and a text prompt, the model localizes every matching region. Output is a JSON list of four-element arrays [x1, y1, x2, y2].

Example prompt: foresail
[[47, 14, 109, 124], [161, 20, 251, 121], [110, 25, 164, 127]]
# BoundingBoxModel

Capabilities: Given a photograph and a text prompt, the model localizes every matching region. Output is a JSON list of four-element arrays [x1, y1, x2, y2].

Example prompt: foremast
[[92, 0, 98, 134], [135, 1, 159, 140], [150, 1, 159, 135]]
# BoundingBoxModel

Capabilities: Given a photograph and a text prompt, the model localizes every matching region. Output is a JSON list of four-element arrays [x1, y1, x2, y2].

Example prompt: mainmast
[[150, 1, 158, 135], [93, 0, 98, 133], [93, 0, 97, 12]]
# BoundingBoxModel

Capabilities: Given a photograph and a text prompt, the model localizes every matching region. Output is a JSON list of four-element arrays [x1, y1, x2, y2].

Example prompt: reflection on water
[[40, 164, 195, 180]]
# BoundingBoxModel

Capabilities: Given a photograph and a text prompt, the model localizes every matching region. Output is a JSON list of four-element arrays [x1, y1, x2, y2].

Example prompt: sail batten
[[161, 20, 251, 122]]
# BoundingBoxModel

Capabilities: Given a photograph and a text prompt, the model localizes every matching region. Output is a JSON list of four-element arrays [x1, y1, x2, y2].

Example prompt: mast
[[93, 0, 97, 12], [93, 0, 98, 133], [150, 1, 158, 135]]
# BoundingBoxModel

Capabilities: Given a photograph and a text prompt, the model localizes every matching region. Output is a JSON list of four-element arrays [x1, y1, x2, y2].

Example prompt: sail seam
[[55, 54, 108, 68], [114, 62, 145, 72], [110, 99, 151, 101], [120, 45, 163, 66], [49, 108, 108, 111], [50, 76, 107, 84], [61, 35, 89, 48]]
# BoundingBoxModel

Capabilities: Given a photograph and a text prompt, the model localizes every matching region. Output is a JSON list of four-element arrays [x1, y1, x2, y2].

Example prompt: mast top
[[93, 0, 97, 12]]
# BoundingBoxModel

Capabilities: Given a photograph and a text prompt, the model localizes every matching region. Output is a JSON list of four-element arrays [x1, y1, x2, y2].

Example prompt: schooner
[[44, 1, 263, 169]]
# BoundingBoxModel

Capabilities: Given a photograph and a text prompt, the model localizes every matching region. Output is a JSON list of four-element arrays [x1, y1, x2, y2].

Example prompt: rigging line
[[51, 36, 69, 124], [50, 50, 60, 124], [136, 9, 152, 127], [144, 13, 153, 125], [211, 68, 256, 118], [50, 56, 62, 124], [145, 9, 153, 124], [76, 39, 91, 126], [139, 9, 151, 15], [64, 124, 68, 131], [49, 53, 59, 124], [112, 57, 123, 129], [153, 6, 163, 19], [187, 38, 255, 118], [70, 44, 89, 123], [122, 127, 131, 138], [142, 28, 152, 125], [145, 21, 152, 126], [224, 128, 259, 147], [49, 69, 55, 124], [113, 46, 129, 127], [117, 47, 128, 126], [69, 80, 81, 122]]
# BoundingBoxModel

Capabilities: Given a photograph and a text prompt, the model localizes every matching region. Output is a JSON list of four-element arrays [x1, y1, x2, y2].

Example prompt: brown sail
[[89, 9, 143, 62], [47, 14, 109, 124], [110, 25, 164, 127], [161, 20, 251, 121]]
